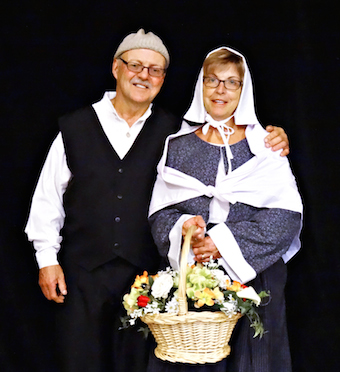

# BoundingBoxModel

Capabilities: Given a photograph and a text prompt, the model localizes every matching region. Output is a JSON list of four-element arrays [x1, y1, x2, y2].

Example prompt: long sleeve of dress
[[149, 208, 183, 258], [208, 204, 301, 276]]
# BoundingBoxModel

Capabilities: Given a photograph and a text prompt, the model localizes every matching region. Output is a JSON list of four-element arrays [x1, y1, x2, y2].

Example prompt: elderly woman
[[147, 47, 303, 372]]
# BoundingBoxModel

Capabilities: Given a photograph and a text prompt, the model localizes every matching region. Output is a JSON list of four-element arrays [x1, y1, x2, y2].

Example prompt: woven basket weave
[[141, 226, 242, 364]]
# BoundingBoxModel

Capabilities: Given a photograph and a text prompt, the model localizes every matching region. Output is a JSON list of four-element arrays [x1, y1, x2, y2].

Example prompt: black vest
[[59, 105, 179, 272]]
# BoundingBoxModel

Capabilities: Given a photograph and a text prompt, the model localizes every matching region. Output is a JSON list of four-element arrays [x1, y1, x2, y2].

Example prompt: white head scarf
[[183, 47, 261, 173], [184, 46, 260, 126]]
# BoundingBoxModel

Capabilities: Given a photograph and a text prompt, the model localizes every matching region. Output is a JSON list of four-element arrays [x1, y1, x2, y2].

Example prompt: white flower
[[151, 301, 161, 314], [214, 297, 224, 306], [205, 257, 219, 269], [151, 273, 173, 299], [221, 302, 237, 315], [129, 308, 143, 321], [210, 269, 230, 290], [142, 301, 160, 314], [129, 318, 136, 325], [165, 296, 179, 314], [144, 304, 153, 314], [221, 294, 238, 315], [236, 286, 261, 306]]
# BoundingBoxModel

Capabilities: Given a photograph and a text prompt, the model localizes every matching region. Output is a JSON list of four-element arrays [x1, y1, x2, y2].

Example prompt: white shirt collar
[[99, 91, 153, 125], [92, 91, 153, 159]]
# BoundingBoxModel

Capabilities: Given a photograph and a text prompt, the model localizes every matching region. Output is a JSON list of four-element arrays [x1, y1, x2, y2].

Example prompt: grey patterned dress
[[147, 132, 301, 372]]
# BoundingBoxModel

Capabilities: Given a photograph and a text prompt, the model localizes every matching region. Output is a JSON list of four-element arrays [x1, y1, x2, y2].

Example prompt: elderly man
[[25, 29, 289, 372]]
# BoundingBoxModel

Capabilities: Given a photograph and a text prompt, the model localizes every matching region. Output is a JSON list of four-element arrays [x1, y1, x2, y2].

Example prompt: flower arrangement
[[122, 259, 268, 338]]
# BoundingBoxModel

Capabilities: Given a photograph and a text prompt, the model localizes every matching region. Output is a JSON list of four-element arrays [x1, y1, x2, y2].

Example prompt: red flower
[[137, 295, 150, 307]]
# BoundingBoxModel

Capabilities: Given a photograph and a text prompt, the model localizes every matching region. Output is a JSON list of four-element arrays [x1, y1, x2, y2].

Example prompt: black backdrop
[[1, 1, 339, 371]]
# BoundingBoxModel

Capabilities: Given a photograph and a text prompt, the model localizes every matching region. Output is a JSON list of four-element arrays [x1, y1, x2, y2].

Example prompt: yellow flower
[[194, 288, 216, 308], [227, 280, 242, 292], [211, 287, 224, 302], [132, 271, 149, 290], [123, 287, 141, 314], [151, 274, 159, 281]]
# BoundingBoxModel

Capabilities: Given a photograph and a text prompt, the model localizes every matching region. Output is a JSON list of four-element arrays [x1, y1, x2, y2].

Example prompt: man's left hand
[[264, 125, 289, 157]]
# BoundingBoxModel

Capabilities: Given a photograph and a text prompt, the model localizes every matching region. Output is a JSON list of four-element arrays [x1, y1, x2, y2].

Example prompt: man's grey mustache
[[131, 77, 152, 89]]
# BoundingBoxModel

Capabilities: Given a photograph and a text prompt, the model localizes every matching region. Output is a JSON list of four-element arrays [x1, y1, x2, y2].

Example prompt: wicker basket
[[141, 226, 242, 364]]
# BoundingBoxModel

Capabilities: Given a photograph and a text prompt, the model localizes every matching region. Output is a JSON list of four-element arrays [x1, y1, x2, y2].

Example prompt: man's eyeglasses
[[203, 76, 243, 90], [119, 58, 166, 77]]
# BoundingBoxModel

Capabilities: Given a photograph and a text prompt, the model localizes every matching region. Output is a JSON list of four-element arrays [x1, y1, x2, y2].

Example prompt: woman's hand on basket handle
[[192, 236, 222, 263], [182, 215, 206, 245]]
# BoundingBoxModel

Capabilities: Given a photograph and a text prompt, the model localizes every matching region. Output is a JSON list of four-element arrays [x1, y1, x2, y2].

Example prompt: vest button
[[117, 194, 123, 200], [118, 168, 123, 173], [114, 243, 120, 249], [115, 217, 121, 223]]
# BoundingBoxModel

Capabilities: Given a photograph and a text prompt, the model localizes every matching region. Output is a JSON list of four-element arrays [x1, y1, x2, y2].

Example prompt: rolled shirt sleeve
[[208, 207, 301, 283], [25, 133, 72, 268], [208, 222, 257, 283]]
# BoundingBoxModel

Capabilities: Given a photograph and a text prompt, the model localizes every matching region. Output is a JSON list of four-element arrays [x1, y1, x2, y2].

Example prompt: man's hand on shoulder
[[264, 125, 290, 157], [39, 264, 67, 303]]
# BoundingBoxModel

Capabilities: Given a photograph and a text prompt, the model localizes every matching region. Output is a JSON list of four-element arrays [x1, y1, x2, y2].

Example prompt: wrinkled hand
[[39, 264, 67, 303], [192, 236, 221, 263], [265, 125, 290, 157], [182, 215, 206, 245]]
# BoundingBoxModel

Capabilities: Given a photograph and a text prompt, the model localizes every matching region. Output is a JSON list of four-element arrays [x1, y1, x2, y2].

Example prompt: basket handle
[[178, 225, 197, 316]]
